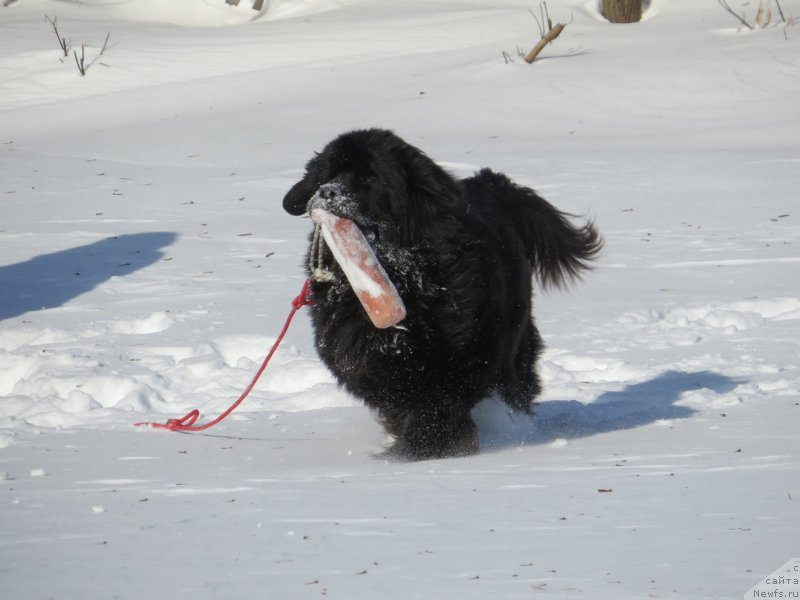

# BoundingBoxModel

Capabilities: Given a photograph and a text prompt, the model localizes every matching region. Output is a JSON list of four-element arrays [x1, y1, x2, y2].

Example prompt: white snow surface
[[1, 0, 798, 598]]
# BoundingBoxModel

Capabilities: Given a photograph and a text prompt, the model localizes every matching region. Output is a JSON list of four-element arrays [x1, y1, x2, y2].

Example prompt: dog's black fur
[[283, 129, 602, 460]]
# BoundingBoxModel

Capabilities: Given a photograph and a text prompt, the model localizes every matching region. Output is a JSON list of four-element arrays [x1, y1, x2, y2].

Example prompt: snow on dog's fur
[[283, 128, 602, 460]]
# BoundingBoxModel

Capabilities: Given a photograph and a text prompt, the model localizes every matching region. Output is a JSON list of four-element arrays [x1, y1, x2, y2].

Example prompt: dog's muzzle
[[306, 181, 352, 216]]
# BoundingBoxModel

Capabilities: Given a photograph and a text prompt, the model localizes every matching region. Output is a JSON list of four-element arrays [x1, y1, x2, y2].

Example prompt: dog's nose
[[316, 182, 343, 200], [308, 181, 350, 213]]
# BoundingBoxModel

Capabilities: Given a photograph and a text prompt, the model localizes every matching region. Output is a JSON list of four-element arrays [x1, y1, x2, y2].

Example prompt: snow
[[0, 0, 798, 598]]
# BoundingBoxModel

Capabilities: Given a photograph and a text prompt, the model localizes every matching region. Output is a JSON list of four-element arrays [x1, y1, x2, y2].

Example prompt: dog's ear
[[398, 149, 465, 244], [282, 177, 316, 216]]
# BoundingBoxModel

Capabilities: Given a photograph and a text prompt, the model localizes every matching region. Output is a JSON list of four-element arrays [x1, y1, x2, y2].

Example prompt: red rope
[[134, 279, 314, 433]]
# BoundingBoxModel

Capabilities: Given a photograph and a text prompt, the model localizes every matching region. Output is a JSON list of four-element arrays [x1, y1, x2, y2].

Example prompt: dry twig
[[45, 15, 70, 56], [530, 2, 553, 37], [100, 32, 111, 56], [718, 0, 795, 37], [524, 1, 566, 64], [524, 22, 566, 63], [45, 17, 114, 76], [717, 0, 755, 30], [74, 43, 86, 76], [755, 1, 773, 28], [775, 0, 787, 23]]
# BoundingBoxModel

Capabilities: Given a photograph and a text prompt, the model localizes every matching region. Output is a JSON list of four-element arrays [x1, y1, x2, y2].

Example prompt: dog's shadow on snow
[[475, 370, 744, 450], [0, 232, 177, 321]]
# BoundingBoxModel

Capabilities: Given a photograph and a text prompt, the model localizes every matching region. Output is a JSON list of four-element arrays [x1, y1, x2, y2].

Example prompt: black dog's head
[[282, 128, 464, 247]]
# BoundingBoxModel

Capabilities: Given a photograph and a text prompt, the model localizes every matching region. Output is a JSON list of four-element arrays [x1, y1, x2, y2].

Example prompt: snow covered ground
[[1, 0, 799, 598]]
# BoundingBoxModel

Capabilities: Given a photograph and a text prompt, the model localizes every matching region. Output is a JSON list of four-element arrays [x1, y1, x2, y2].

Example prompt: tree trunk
[[601, 0, 642, 23]]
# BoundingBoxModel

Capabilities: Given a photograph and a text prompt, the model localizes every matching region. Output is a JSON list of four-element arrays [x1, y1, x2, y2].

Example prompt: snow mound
[[619, 297, 800, 334], [40, 0, 258, 26], [32, 0, 355, 25], [108, 312, 174, 335], [257, 0, 355, 21], [0, 324, 351, 432]]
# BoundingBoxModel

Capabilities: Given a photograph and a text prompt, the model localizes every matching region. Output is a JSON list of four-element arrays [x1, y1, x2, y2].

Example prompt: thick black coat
[[282, 129, 602, 460]]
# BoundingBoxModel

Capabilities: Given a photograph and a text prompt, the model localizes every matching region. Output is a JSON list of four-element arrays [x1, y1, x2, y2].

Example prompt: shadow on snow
[[476, 370, 745, 450], [0, 232, 177, 321]]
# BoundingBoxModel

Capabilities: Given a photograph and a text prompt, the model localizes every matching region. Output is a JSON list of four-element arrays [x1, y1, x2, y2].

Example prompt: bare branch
[[717, 0, 755, 30], [543, 1, 553, 32], [100, 32, 111, 56], [524, 21, 566, 64], [529, 8, 545, 38], [46, 15, 70, 57], [523, 1, 567, 65], [775, 0, 787, 23], [74, 43, 86, 76]]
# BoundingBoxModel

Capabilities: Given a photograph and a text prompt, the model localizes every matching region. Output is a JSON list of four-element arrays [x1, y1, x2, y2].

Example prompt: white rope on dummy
[[309, 223, 335, 282]]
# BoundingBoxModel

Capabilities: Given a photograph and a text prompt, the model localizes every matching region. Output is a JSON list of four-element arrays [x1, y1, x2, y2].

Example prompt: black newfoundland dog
[[283, 128, 602, 460]]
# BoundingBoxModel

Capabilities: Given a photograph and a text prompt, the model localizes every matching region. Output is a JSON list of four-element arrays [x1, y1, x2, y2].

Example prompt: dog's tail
[[526, 203, 603, 290], [476, 169, 604, 290]]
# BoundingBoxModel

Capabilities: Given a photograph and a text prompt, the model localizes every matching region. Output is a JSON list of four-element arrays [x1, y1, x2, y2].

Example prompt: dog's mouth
[[307, 181, 378, 242], [309, 206, 407, 328], [307, 181, 379, 283]]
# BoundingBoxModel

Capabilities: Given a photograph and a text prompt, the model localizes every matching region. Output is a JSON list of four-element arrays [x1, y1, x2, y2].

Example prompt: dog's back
[[462, 168, 603, 290]]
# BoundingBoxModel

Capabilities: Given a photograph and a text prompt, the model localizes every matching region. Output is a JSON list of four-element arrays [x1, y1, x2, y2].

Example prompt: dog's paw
[[377, 422, 480, 462]]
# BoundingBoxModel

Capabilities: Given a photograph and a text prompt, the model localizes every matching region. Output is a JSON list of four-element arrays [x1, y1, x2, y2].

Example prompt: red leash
[[134, 279, 314, 433]]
